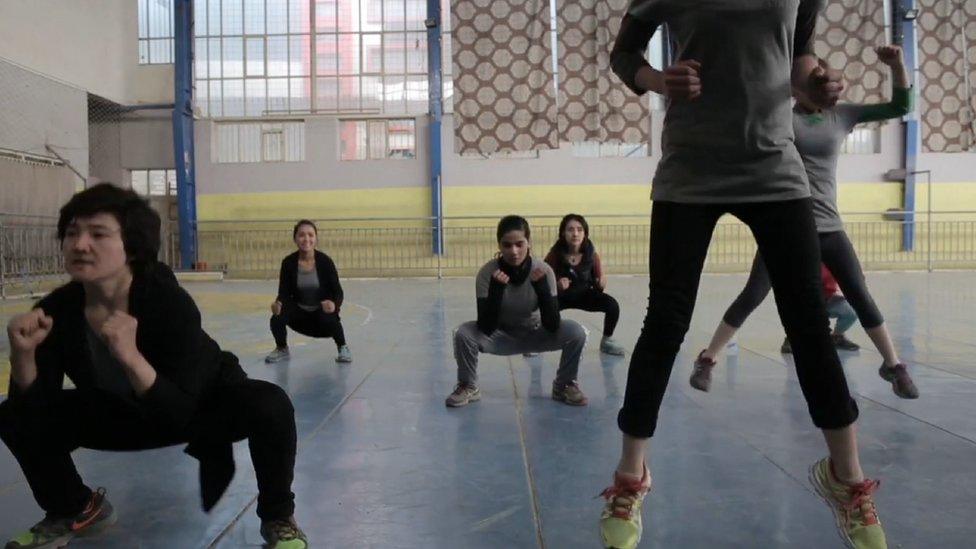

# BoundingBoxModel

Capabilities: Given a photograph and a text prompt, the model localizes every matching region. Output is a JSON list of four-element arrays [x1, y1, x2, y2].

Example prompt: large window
[[131, 169, 178, 196], [339, 118, 416, 160], [214, 121, 306, 162], [194, 0, 429, 117], [138, 0, 175, 64]]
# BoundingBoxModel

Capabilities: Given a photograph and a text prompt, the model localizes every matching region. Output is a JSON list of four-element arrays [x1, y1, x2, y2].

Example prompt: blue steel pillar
[[173, 0, 198, 269], [894, 0, 919, 251], [425, 0, 445, 255]]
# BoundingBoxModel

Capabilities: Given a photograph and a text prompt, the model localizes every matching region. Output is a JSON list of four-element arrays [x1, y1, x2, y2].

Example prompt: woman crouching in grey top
[[446, 215, 588, 408]]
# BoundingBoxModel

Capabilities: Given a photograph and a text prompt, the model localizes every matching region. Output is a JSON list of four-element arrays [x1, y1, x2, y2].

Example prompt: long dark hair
[[57, 183, 160, 277], [549, 213, 593, 258]]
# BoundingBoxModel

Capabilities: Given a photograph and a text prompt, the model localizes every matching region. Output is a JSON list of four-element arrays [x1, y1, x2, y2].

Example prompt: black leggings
[[723, 230, 884, 329], [618, 198, 858, 438], [0, 379, 297, 521], [271, 302, 346, 349], [558, 288, 620, 337]]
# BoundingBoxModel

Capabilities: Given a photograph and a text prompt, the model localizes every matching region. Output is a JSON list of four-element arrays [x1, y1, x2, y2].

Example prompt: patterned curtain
[[916, 0, 976, 152], [451, 0, 558, 154], [556, 0, 650, 144], [814, 0, 889, 104]]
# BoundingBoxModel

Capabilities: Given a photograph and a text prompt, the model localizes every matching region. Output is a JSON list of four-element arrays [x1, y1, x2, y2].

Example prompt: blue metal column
[[895, 0, 919, 251], [426, 0, 444, 255], [173, 0, 198, 269]]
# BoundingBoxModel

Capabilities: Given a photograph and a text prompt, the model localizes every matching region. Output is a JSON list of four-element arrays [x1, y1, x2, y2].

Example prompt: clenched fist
[[530, 268, 547, 283], [7, 309, 53, 355], [322, 300, 336, 313], [100, 311, 141, 363], [271, 301, 283, 316]]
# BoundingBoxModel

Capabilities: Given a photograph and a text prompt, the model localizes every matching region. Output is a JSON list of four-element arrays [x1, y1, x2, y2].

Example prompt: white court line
[[347, 301, 373, 326]]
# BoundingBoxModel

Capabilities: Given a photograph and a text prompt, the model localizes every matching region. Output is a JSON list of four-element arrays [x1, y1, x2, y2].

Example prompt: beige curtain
[[556, 0, 649, 144], [916, 0, 976, 152], [814, 0, 889, 104], [451, 0, 558, 154]]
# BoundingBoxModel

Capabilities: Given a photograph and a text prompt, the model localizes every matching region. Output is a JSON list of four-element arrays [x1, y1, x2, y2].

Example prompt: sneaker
[[260, 517, 308, 549], [808, 458, 887, 549], [552, 381, 588, 406], [264, 347, 290, 364], [689, 350, 716, 392], [781, 337, 792, 354], [445, 383, 480, 407], [832, 334, 861, 351], [600, 336, 626, 356], [878, 363, 919, 399], [336, 345, 352, 363], [599, 465, 652, 549], [6, 488, 116, 549]]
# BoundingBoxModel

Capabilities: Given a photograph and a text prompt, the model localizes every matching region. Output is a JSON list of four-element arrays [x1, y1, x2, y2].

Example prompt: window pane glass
[[316, 34, 338, 75], [221, 0, 243, 35], [268, 78, 290, 112], [267, 35, 289, 76], [339, 120, 367, 160], [244, 0, 265, 34], [337, 0, 359, 33], [131, 170, 149, 195], [245, 79, 267, 116], [266, 0, 288, 34], [223, 79, 245, 115], [363, 0, 383, 31], [384, 32, 406, 74], [405, 32, 426, 74], [289, 35, 311, 76], [195, 38, 209, 78], [383, 0, 405, 32], [209, 38, 223, 78], [316, 77, 339, 111], [362, 34, 382, 74], [316, 0, 337, 32], [362, 75, 382, 112], [337, 34, 360, 75], [338, 76, 360, 110], [149, 170, 167, 195], [208, 0, 222, 35], [288, 77, 310, 111], [289, 0, 309, 33], [388, 119, 415, 158], [246, 37, 265, 76], [222, 36, 244, 78], [368, 120, 386, 159]]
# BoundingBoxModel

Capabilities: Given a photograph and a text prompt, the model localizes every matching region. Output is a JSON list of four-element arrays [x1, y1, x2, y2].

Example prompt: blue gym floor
[[1, 271, 974, 548]]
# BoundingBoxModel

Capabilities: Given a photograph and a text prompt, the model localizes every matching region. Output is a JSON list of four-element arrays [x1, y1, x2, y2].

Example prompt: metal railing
[[3, 210, 976, 296]]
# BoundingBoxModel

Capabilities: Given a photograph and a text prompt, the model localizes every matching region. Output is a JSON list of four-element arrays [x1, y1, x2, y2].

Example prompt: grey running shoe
[[264, 347, 290, 364], [832, 334, 861, 351], [6, 488, 116, 549], [552, 380, 588, 406], [445, 383, 481, 407], [336, 345, 352, 363], [600, 336, 626, 356], [689, 350, 716, 392], [878, 363, 919, 399]]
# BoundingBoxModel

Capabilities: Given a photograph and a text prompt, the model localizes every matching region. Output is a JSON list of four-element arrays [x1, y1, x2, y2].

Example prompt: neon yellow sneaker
[[809, 458, 887, 549], [598, 465, 651, 549], [260, 517, 308, 549], [6, 488, 116, 549]]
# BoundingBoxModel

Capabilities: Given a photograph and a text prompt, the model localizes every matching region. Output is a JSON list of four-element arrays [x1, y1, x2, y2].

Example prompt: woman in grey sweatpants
[[446, 215, 589, 408]]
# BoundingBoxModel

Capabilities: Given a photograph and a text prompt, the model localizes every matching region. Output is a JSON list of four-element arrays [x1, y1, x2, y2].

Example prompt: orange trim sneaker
[[599, 465, 651, 549], [5, 488, 116, 549], [809, 458, 887, 549]]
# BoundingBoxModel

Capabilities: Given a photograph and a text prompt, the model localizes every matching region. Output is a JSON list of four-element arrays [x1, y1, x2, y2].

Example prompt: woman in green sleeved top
[[691, 45, 919, 401]]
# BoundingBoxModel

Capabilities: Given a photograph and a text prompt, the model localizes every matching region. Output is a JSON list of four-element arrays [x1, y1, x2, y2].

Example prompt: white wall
[[0, 0, 172, 105]]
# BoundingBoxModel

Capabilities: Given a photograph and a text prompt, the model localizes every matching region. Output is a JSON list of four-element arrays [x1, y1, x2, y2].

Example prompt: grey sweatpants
[[453, 320, 587, 387]]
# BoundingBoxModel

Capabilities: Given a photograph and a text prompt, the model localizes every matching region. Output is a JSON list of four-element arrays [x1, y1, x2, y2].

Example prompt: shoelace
[[267, 520, 304, 541], [597, 479, 646, 520], [452, 383, 473, 396], [842, 479, 881, 527]]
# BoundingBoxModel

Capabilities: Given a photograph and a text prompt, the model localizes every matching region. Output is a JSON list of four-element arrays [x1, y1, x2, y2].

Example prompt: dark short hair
[[293, 219, 318, 239], [496, 215, 530, 242], [57, 183, 160, 276]]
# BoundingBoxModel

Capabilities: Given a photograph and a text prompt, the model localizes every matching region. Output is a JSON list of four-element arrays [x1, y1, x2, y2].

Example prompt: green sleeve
[[854, 87, 914, 124]]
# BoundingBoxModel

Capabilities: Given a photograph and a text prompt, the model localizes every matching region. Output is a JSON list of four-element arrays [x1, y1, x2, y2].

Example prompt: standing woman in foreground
[[598, 1, 888, 548]]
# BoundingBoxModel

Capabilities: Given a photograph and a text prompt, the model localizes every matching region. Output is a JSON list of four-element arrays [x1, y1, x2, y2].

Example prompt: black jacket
[[276, 250, 344, 311], [8, 262, 248, 511]]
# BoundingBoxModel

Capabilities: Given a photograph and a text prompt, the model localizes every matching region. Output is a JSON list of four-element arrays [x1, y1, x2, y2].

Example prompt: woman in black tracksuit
[[265, 219, 351, 364]]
